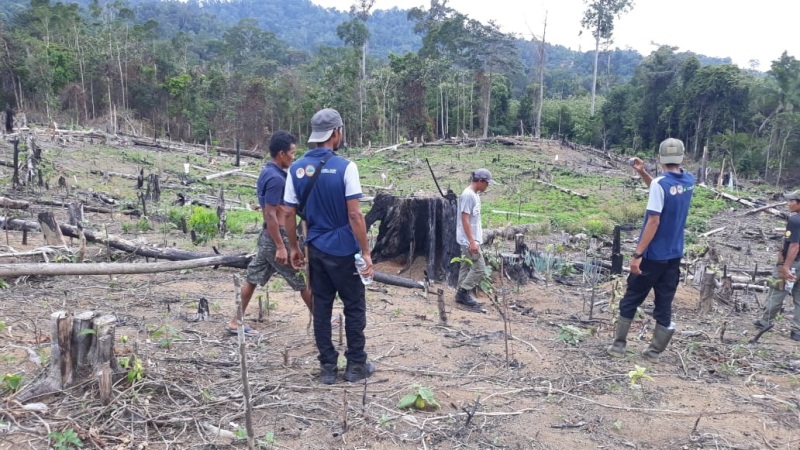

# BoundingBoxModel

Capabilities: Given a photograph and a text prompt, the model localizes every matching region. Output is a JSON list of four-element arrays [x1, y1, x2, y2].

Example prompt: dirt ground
[[2, 133, 800, 449]]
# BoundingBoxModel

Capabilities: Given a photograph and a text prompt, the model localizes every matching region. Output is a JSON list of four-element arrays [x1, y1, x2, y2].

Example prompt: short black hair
[[269, 131, 297, 158]]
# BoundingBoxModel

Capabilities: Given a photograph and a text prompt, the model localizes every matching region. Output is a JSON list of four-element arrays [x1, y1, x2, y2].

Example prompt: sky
[[310, 0, 798, 72]]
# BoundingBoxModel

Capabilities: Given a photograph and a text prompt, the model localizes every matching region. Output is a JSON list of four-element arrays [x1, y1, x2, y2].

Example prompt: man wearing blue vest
[[284, 108, 375, 384], [607, 138, 695, 362]]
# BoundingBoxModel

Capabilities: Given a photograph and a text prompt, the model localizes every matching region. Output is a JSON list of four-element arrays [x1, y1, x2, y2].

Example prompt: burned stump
[[16, 311, 120, 404], [366, 191, 459, 286]]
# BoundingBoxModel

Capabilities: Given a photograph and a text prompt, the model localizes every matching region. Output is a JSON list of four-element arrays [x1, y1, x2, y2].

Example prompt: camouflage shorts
[[245, 229, 306, 291]]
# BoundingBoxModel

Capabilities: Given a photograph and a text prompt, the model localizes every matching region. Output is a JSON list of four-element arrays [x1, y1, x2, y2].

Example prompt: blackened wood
[[37, 212, 66, 246], [12, 139, 19, 188], [67, 202, 84, 225], [145, 173, 161, 203]]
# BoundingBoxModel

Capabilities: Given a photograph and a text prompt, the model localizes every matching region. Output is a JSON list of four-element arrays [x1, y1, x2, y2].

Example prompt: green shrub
[[188, 206, 218, 241], [226, 209, 262, 234]]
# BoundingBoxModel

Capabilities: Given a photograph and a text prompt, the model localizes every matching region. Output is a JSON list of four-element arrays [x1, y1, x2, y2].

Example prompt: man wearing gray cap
[[607, 138, 694, 362], [753, 190, 800, 341], [454, 168, 497, 312], [284, 108, 375, 384]]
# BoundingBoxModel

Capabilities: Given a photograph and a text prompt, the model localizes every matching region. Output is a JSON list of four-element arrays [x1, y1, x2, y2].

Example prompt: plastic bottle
[[786, 267, 797, 292], [354, 253, 373, 285]]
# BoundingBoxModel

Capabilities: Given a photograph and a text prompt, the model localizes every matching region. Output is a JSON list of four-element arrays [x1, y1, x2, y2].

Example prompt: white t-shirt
[[456, 186, 482, 246]]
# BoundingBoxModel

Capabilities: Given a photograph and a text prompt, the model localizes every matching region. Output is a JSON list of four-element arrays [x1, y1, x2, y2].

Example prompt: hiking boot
[[319, 363, 338, 385], [607, 317, 632, 358], [343, 361, 376, 383], [641, 323, 675, 363], [455, 289, 479, 307], [791, 331, 800, 342], [753, 319, 769, 330]]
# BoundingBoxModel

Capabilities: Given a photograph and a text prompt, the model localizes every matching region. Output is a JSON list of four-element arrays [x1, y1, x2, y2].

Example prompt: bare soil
[[1, 133, 799, 449]]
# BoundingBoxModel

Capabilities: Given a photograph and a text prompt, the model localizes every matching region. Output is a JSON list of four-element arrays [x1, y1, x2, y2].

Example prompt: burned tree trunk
[[365, 191, 460, 286], [67, 202, 84, 225], [16, 311, 120, 404], [145, 173, 161, 203], [699, 267, 716, 314], [12, 139, 20, 188], [26, 135, 40, 186], [37, 212, 66, 246], [217, 186, 227, 237]]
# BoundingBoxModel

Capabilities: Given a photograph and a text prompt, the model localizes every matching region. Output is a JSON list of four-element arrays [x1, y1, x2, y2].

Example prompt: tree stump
[[16, 311, 120, 404], [146, 173, 161, 203], [67, 202, 84, 226], [699, 268, 716, 314], [37, 211, 66, 246], [365, 191, 459, 286]]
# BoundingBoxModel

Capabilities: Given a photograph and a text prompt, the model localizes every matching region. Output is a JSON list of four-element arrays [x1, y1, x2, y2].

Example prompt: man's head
[[785, 190, 800, 213], [659, 138, 685, 167], [269, 130, 297, 169], [308, 108, 344, 150], [471, 168, 497, 192]]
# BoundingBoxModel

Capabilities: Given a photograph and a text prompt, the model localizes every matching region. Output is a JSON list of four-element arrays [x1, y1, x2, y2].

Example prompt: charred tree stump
[[699, 267, 716, 314], [145, 173, 161, 203], [67, 202, 84, 226], [37, 211, 66, 246], [4, 104, 12, 133], [26, 135, 40, 186], [217, 186, 227, 237], [16, 311, 120, 404], [137, 167, 144, 190], [365, 191, 459, 286], [12, 139, 19, 188]]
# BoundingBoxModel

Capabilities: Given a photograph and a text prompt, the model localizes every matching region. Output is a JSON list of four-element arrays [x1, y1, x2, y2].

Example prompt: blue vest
[[642, 171, 695, 260], [287, 149, 360, 256]]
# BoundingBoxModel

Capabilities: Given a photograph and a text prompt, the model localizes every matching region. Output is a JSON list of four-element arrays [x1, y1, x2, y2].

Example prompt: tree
[[580, 0, 634, 116]]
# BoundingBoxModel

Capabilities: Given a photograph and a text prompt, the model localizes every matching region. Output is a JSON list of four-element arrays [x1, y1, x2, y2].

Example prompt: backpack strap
[[297, 152, 334, 219]]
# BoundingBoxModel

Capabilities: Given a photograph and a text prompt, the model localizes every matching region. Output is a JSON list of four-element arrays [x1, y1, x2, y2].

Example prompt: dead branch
[[0, 255, 248, 277], [0, 197, 29, 209], [534, 180, 589, 199]]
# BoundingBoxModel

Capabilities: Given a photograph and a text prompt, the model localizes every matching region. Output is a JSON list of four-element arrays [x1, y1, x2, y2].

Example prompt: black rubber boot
[[319, 363, 338, 385], [343, 361, 376, 382], [607, 317, 633, 358], [455, 289, 479, 307], [641, 324, 675, 363]]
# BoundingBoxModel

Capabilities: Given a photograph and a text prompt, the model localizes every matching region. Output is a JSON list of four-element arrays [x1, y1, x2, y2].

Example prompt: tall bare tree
[[580, 0, 633, 116]]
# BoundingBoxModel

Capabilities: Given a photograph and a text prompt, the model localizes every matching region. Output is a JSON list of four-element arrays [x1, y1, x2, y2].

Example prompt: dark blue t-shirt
[[256, 162, 286, 208], [284, 148, 363, 256]]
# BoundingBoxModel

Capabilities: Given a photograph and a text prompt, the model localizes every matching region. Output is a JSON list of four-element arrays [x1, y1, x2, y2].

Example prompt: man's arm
[[630, 214, 660, 275], [631, 157, 653, 187], [284, 206, 304, 270], [264, 203, 288, 264], [347, 198, 373, 279], [461, 212, 478, 253]]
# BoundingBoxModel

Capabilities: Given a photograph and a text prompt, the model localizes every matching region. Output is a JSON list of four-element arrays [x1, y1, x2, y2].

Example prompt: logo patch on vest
[[669, 186, 677, 195], [295, 167, 305, 179], [305, 164, 316, 177], [787, 230, 792, 238]]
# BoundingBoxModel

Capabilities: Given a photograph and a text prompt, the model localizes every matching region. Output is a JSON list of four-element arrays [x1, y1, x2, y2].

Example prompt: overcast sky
[[310, 0, 797, 71]]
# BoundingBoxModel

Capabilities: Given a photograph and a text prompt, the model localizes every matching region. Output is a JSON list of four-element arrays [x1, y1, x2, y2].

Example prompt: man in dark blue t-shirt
[[227, 131, 311, 336], [753, 190, 800, 341], [607, 138, 695, 362], [284, 108, 375, 384]]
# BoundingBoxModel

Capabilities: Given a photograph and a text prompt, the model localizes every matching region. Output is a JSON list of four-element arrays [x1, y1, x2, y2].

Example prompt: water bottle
[[354, 253, 373, 285], [786, 267, 797, 292]]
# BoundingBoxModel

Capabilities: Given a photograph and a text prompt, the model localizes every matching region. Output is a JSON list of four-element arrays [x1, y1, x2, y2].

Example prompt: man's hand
[[275, 246, 288, 265], [469, 240, 479, 254], [289, 245, 304, 270], [630, 157, 644, 172], [780, 265, 796, 281], [630, 255, 642, 275], [359, 253, 374, 279]]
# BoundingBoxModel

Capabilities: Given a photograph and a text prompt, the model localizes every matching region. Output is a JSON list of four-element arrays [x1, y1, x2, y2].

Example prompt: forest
[[1, 0, 798, 186]]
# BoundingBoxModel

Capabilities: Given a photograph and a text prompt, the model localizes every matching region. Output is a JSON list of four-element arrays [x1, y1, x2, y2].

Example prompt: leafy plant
[[188, 206, 219, 243], [117, 356, 145, 383], [627, 365, 653, 387], [150, 324, 180, 349], [234, 426, 247, 441], [0, 279, 8, 289], [397, 385, 441, 411], [0, 320, 6, 332], [258, 431, 276, 448], [556, 325, 587, 346], [2, 373, 22, 393], [49, 428, 83, 450]]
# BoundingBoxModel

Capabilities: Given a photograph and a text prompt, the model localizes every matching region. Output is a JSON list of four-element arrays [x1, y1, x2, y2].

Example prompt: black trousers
[[619, 257, 681, 328], [308, 244, 367, 365]]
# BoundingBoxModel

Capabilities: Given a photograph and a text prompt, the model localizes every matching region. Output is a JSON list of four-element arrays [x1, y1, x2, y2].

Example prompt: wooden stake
[[233, 275, 255, 449], [437, 289, 447, 324]]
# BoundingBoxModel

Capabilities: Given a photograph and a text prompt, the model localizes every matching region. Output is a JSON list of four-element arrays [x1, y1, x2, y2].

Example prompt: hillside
[[0, 129, 799, 448]]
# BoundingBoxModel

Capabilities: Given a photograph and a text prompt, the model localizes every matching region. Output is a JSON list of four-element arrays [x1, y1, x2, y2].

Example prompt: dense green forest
[[1, 0, 798, 185]]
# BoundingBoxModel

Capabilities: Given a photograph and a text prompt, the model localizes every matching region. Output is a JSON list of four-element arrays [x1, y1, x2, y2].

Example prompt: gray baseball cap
[[473, 168, 497, 184], [659, 138, 685, 164], [308, 108, 344, 143]]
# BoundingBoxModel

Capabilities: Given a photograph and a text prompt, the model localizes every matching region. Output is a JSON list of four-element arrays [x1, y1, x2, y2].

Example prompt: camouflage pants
[[457, 245, 485, 291], [245, 229, 306, 291]]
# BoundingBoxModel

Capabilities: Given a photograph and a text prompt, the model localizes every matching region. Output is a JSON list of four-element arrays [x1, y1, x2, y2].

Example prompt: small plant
[[612, 420, 623, 431], [117, 356, 145, 383], [378, 414, 393, 428], [2, 373, 23, 393], [627, 365, 653, 387], [258, 431, 276, 448], [48, 428, 83, 450], [188, 206, 219, 243], [0, 320, 6, 332], [150, 324, 180, 349], [233, 426, 247, 441], [556, 325, 587, 346], [0, 279, 8, 289], [396, 385, 441, 411]]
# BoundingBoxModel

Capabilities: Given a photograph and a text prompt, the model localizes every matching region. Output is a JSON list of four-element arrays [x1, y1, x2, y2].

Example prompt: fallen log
[[699, 184, 788, 219], [184, 169, 242, 185], [89, 169, 139, 180], [534, 180, 588, 199], [374, 272, 424, 290], [0, 255, 247, 277], [35, 199, 140, 216], [744, 201, 786, 216], [0, 197, 29, 209]]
